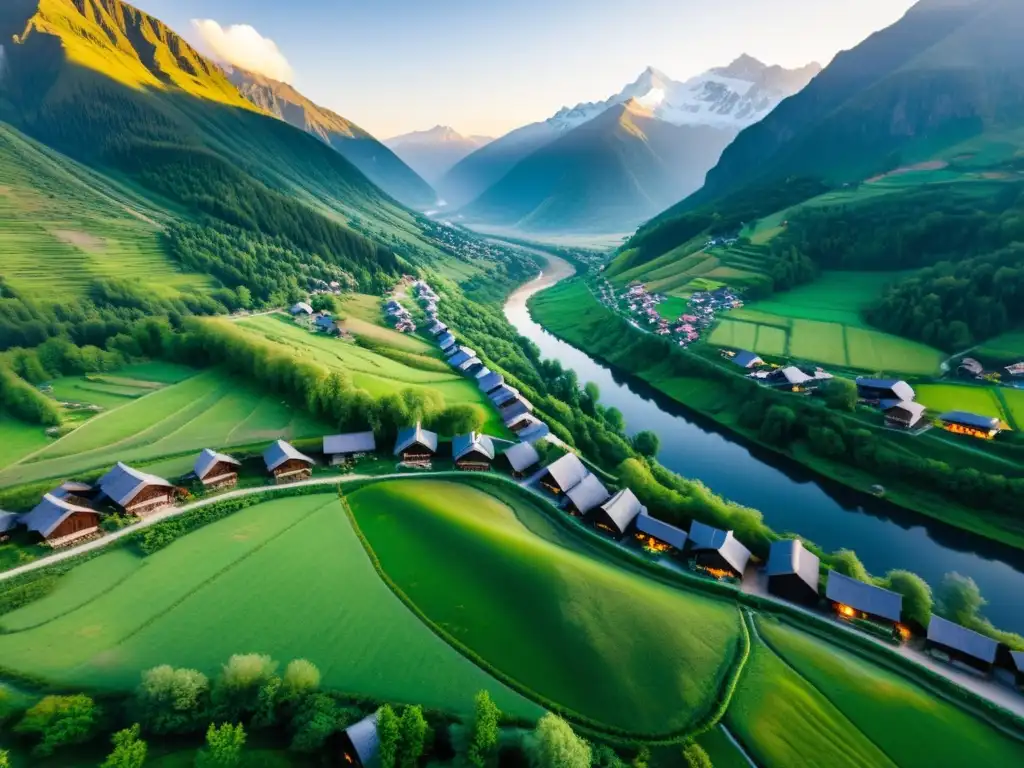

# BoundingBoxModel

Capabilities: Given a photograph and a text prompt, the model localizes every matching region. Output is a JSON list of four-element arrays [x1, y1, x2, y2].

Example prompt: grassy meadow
[[978, 330, 1024, 364], [348, 479, 742, 736], [915, 383, 1011, 424]]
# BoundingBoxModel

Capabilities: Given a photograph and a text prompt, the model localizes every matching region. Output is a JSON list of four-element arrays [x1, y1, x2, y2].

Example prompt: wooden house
[[489, 385, 520, 408], [393, 424, 438, 466], [501, 397, 535, 431], [562, 473, 610, 517], [825, 571, 903, 630], [263, 440, 315, 484], [856, 378, 915, 407], [592, 488, 643, 538], [766, 539, 821, 606], [634, 510, 687, 554], [193, 449, 242, 490], [501, 441, 540, 478], [323, 432, 377, 465], [477, 371, 504, 395], [452, 432, 495, 471], [336, 711, 379, 768], [513, 415, 550, 443], [50, 481, 99, 507], [884, 401, 927, 430], [22, 494, 102, 547], [98, 463, 176, 517], [938, 411, 1002, 440], [447, 347, 477, 369], [539, 453, 589, 496], [687, 521, 751, 580], [926, 615, 999, 674]]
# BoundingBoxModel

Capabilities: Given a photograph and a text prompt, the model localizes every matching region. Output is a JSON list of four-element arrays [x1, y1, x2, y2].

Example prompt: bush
[[524, 714, 590, 768], [101, 723, 147, 768], [197, 722, 246, 767], [133, 665, 211, 735], [212, 654, 279, 722], [16, 694, 99, 756]]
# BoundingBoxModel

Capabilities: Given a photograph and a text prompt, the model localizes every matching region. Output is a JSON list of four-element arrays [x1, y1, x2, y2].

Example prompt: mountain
[[227, 69, 435, 209], [384, 126, 492, 186], [438, 57, 820, 213]]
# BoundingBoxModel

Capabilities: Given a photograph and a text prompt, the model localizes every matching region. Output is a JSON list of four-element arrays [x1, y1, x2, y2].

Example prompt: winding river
[[504, 255, 1024, 634]]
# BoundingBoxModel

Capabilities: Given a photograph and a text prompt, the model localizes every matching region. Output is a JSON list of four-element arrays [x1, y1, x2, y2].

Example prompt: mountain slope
[[460, 100, 736, 234], [228, 68, 436, 208], [385, 125, 491, 186]]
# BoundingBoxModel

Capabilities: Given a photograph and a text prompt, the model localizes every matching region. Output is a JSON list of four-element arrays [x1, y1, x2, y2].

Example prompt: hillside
[[385, 125, 492, 186], [228, 68, 437, 208], [460, 100, 736, 234]]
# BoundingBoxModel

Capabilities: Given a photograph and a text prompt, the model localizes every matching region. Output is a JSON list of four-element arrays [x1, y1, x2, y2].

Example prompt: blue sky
[[133, 0, 918, 139]]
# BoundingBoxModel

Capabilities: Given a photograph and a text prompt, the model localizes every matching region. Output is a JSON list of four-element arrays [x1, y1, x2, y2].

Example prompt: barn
[[825, 571, 903, 630], [856, 378, 915, 406], [938, 411, 1003, 440], [562, 473, 610, 517], [22, 494, 102, 547], [501, 441, 540, 478], [323, 432, 377, 465], [394, 424, 439, 466], [263, 440, 315, 484], [336, 711, 379, 767], [99, 463, 176, 517], [592, 488, 643, 538], [634, 510, 688, 554], [452, 432, 495, 471], [766, 539, 821, 606], [926, 615, 999, 674], [884, 401, 927, 430], [539, 453, 589, 496], [687, 521, 751, 580], [193, 449, 242, 490], [50, 481, 98, 506]]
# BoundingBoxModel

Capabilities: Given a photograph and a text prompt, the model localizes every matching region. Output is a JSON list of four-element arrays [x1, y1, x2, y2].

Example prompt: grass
[[694, 726, 752, 768], [978, 330, 1024, 364], [915, 383, 1010, 423], [347, 479, 742, 736], [1003, 388, 1024, 430], [0, 415, 52, 469], [0, 493, 539, 719]]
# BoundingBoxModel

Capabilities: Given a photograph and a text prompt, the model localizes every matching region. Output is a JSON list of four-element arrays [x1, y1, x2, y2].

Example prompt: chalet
[[562, 473, 610, 517], [856, 378, 915, 407], [926, 615, 999, 674], [938, 411, 1002, 440], [634, 510, 688, 554], [438, 333, 456, 352], [687, 521, 751, 580], [0, 511, 18, 543], [193, 449, 242, 490], [477, 371, 504, 394], [957, 358, 984, 379], [504, 409, 535, 434], [514, 416, 550, 443], [766, 539, 821, 606], [539, 453, 588, 496], [394, 424, 438, 466], [429, 321, 448, 336], [592, 488, 643, 538], [22, 494, 102, 547], [1012, 652, 1024, 688], [825, 571, 903, 630], [290, 302, 314, 316], [885, 401, 927, 430], [452, 432, 495, 471], [765, 366, 814, 392], [731, 350, 764, 369], [51, 481, 98, 506], [501, 441, 540, 478], [489, 385, 519, 408], [337, 711, 379, 768], [98, 463, 176, 517], [323, 432, 376, 465], [263, 440, 315, 484]]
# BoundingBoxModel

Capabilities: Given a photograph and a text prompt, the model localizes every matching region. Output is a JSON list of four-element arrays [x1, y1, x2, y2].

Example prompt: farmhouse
[[539, 453, 589, 496], [336, 711, 379, 768], [938, 411, 1002, 440], [500, 395, 533, 420], [98, 463, 176, 516], [456, 355, 483, 373], [51, 480, 98, 505], [193, 449, 242, 490], [731, 350, 764, 369], [563, 473, 610, 516], [452, 432, 495, 470], [501, 441, 541, 478], [687, 521, 751, 580], [323, 432, 377, 465], [766, 539, 821, 606], [634, 510, 688, 554], [0, 511, 19, 543], [489, 385, 520, 408], [438, 333, 456, 351], [447, 348, 476, 368], [22, 494, 102, 547], [826, 571, 903, 629], [884, 401, 927, 430], [394, 423, 439, 466], [765, 366, 814, 392], [290, 302, 313, 316], [957, 358, 984, 379], [856, 378, 915, 406], [477, 371, 504, 394], [263, 440, 315, 484], [513, 416, 550, 443], [314, 313, 337, 333], [926, 615, 999, 674], [592, 488, 643, 537]]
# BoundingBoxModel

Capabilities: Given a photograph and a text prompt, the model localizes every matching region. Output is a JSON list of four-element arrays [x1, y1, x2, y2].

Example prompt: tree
[[433, 403, 484, 436], [882, 570, 933, 629], [828, 550, 870, 583], [101, 724, 147, 768], [937, 572, 987, 628], [281, 659, 321, 705], [603, 407, 625, 433], [197, 722, 246, 767], [808, 426, 845, 459], [821, 378, 857, 412], [632, 745, 651, 768], [759, 404, 797, 444], [377, 704, 400, 768], [526, 714, 590, 768], [134, 665, 210, 734], [212, 654, 279, 722], [311, 295, 336, 313], [632, 431, 660, 457], [0, 750, 9, 768], [398, 705, 428, 768], [682, 742, 713, 768], [289, 694, 353, 754], [591, 745, 626, 768], [467, 690, 500, 768], [15, 694, 99, 756]]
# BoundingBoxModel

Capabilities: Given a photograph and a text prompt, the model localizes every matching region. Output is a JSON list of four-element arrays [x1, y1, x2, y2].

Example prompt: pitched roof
[[502, 441, 540, 473], [489, 385, 519, 407], [194, 449, 241, 481], [98, 463, 173, 507], [438, 333, 456, 350], [0, 511, 19, 533], [456, 356, 482, 372], [733, 350, 763, 368], [52, 481, 94, 498], [564, 473, 610, 514], [1012, 651, 1024, 673], [927, 615, 999, 664], [939, 411, 1001, 430], [323, 432, 376, 455], [825, 571, 903, 623], [597, 488, 645, 534], [429, 322, 447, 335], [472, 366, 492, 380], [345, 712, 380, 767], [452, 432, 496, 462], [766, 539, 820, 594], [886, 401, 927, 422], [516, 419, 551, 444], [22, 494, 97, 537], [501, 398, 534, 423], [290, 302, 313, 315], [394, 423, 438, 455], [636, 511, 688, 549], [688, 521, 751, 574], [543, 453, 589, 492], [448, 350, 473, 368], [856, 378, 915, 401], [477, 372, 504, 393], [774, 366, 813, 385], [262, 440, 315, 472], [314, 314, 335, 330]]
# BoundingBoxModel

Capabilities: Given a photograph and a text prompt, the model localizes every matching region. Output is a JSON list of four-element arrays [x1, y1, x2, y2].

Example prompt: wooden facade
[[272, 458, 313, 484], [399, 445, 434, 466], [199, 459, 239, 490], [124, 484, 176, 517], [693, 550, 743, 580], [455, 450, 492, 471], [47, 510, 101, 544]]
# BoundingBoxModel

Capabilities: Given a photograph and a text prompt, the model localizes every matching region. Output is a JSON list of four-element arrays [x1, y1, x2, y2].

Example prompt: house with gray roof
[[593, 488, 644, 537], [429, 321, 448, 336], [21, 494, 102, 547], [263, 440, 315, 484], [452, 432, 495, 470], [688, 521, 751, 579], [766, 539, 821, 605], [501, 442, 540, 477], [477, 371, 504, 394], [926, 615, 1000, 673], [323, 432, 377, 465], [856, 378, 916, 407], [489, 385, 519, 408], [539, 453, 588, 496], [194, 449, 242, 489], [563, 473, 610, 517], [394, 424, 438, 466], [825, 571, 903, 627], [501, 397, 535, 430], [635, 511, 688, 552], [514, 417, 550, 444], [438, 333, 456, 351], [314, 313, 338, 333], [290, 302, 314, 316], [885, 401, 927, 430], [447, 348, 476, 368], [456, 356, 483, 373], [98, 463, 175, 516], [338, 712, 379, 768]]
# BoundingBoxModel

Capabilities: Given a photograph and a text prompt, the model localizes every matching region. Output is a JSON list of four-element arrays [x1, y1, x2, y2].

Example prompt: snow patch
[[636, 87, 666, 108]]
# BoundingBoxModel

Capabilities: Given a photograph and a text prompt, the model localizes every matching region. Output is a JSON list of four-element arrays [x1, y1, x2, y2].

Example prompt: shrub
[[133, 665, 210, 735], [16, 694, 99, 756], [212, 654, 279, 722], [197, 722, 246, 767], [467, 690, 500, 768], [525, 714, 590, 768], [101, 723, 147, 768]]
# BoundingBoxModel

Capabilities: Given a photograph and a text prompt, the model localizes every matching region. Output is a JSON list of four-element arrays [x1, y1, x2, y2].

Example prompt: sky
[[132, 0, 919, 140]]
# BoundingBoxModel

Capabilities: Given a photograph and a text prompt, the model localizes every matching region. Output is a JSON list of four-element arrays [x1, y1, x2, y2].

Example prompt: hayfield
[[915, 383, 1009, 423], [0, 493, 539, 719], [348, 479, 742, 735]]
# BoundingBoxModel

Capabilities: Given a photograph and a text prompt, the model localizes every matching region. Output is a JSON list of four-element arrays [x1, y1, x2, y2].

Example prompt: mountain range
[[385, 126, 492, 186]]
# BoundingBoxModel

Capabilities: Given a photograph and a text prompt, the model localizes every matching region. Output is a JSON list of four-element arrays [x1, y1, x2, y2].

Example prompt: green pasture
[[978, 330, 1024, 364], [348, 479, 742, 736], [915, 383, 1009, 423], [743, 272, 900, 327], [1003, 388, 1024, 429], [0, 494, 538, 719], [0, 415, 52, 469]]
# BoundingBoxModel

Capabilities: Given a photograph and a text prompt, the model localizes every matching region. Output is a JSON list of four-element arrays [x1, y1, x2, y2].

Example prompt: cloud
[[191, 19, 293, 83]]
